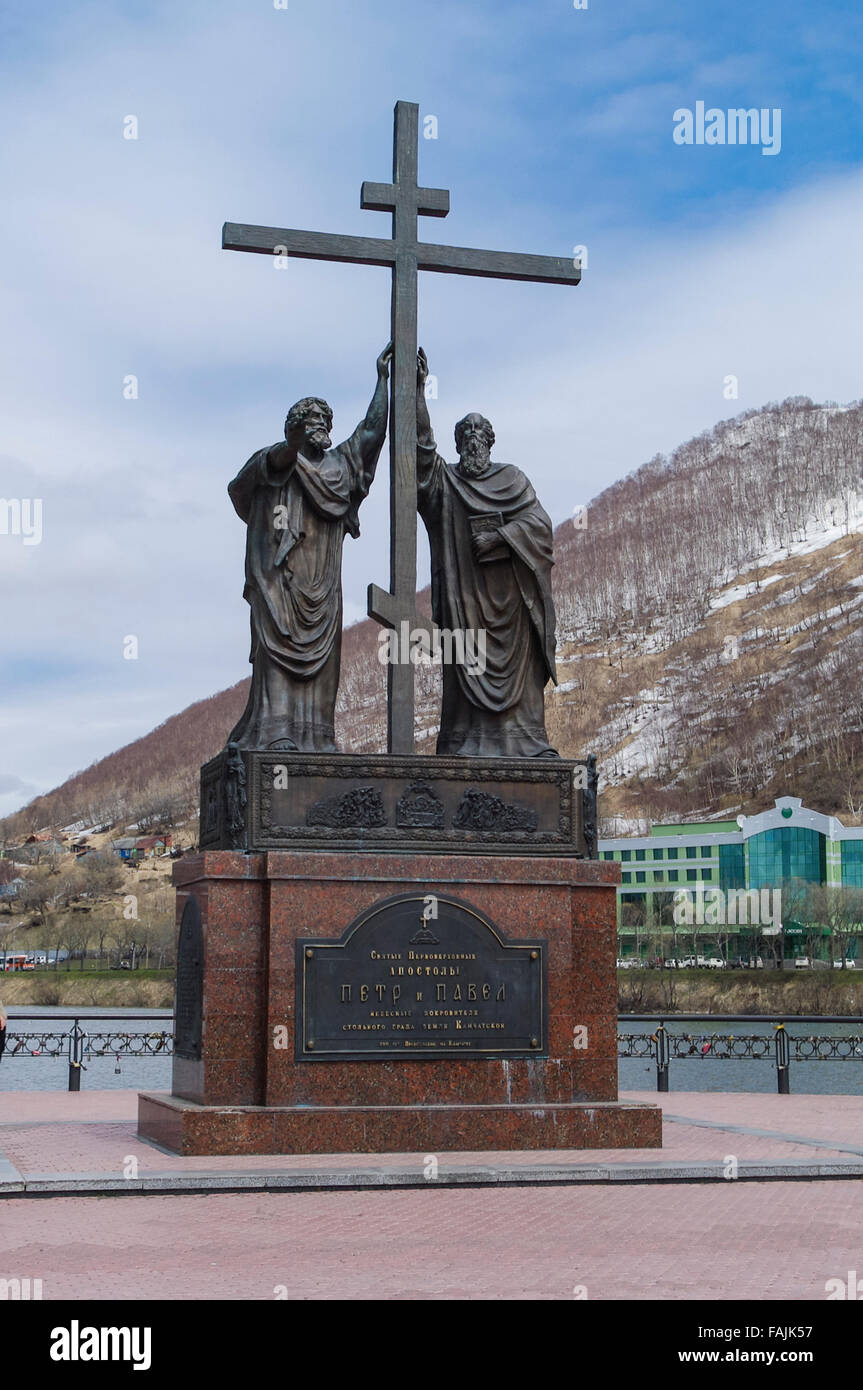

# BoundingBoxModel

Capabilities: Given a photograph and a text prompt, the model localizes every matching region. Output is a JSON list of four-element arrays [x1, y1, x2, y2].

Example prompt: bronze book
[[469, 511, 508, 561]]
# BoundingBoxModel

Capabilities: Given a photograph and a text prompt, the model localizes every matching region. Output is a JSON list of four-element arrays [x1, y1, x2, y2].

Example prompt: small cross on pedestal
[[223, 100, 581, 753]]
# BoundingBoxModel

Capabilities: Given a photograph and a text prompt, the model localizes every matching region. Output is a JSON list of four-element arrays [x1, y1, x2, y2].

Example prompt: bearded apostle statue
[[415, 347, 559, 758], [226, 344, 392, 751]]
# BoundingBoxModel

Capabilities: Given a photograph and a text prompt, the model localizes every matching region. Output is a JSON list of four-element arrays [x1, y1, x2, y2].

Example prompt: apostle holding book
[[415, 347, 559, 758]]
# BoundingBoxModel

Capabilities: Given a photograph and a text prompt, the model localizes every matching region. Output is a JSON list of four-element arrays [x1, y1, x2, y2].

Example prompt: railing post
[[68, 1018, 83, 1092], [652, 1021, 670, 1092], [774, 1022, 790, 1094]]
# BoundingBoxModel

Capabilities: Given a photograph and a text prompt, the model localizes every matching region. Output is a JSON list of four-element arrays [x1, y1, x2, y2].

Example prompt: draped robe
[[227, 431, 377, 751], [417, 440, 558, 758]]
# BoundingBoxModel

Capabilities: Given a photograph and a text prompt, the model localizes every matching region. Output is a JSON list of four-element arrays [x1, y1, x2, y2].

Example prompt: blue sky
[[2, 0, 863, 816]]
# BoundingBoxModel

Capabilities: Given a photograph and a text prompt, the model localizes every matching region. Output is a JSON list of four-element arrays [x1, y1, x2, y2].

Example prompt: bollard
[[774, 1022, 791, 1094], [652, 1022, 670, 1092]]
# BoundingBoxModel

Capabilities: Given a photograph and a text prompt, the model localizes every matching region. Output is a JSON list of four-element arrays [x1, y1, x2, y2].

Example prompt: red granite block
[[262, 861, 612, 1110], [571, 1058, 618, 1102], [138, 1094, 186, 1153], [216, 1061, 267, 1108], [142, 849, 649, 1155], [170, 858, 269, 1106], [138, 1093, 661, 1156], [204, 968, 267, 1020]]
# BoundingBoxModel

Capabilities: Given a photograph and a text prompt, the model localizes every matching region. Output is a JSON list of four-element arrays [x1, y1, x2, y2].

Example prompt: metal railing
[[3, 1013, 173, 1090], [619, 1014, 863, 1093], [3, 1012, 862, 1095]]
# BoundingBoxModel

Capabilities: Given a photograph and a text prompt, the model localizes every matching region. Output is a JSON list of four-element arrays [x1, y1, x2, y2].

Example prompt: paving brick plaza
[[2, 1090, 861, 1300]]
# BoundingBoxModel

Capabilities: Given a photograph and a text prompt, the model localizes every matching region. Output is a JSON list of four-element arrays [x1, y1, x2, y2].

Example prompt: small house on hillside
[[110, 834, 172, 862], [24, 828, 66, 845], [110, 837, 138, 861], [136, 834, 171, 856], [16, 839, 67, 861]]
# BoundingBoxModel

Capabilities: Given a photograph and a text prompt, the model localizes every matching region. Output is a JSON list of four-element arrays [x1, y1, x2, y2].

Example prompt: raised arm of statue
[[341, 343, 392, 492], [416, 346, 435, 455], [415, 347, 443, 508]]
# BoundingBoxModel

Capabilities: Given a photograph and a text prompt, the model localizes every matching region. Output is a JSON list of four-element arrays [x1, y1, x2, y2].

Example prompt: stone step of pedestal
[[138, 1093, 661, 1157]]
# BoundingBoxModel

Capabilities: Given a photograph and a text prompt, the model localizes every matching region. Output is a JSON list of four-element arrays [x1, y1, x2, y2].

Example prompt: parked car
[[703, 957, 726, 969], [833, 958, 857, 969], [794, 956, 810, 969]]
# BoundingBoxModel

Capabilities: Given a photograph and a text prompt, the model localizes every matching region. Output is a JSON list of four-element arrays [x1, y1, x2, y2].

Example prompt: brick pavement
[[1, 1182, 858, 1300], [0, 1090, 857, 1176], [1, 1091, 860, 1299]]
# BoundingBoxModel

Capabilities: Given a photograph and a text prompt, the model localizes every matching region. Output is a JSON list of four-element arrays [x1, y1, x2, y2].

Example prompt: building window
[[636, 871, 646, 884], [748, 827, 825, 889], [842, 841, 863, 887], [635, 848, 645, 861], [621, 872, 631, 884], [719, 843, 746, 892], [654, 870, 664, 882], [686, 868, 698, 882], [602, 851, 613, 861], [667, 847, 678, 860], [653, 847, 664, 860], [701, 846, 711, 858], [668, 869, 678, 882], [686, 846, 697, 859], [703, 868, 712, 881], [621, 850, 631, 862]]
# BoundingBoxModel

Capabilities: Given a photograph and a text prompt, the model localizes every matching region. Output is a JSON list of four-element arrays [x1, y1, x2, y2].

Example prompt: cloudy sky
[[2, 0, 863, 817]]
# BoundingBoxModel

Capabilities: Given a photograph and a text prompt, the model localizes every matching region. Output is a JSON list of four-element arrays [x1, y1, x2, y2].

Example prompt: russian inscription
[[297, 893, 546, 1059], [175, 896, 203, 1061]]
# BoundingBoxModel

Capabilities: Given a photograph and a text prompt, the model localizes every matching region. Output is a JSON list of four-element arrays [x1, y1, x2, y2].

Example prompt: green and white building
[[599, 797, 863, 961]]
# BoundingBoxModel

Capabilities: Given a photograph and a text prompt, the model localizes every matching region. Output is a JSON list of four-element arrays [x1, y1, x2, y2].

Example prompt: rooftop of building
[[601, 797, 863, 850]]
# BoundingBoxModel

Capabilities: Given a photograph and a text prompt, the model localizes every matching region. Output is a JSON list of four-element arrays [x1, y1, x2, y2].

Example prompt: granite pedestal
[[138, 850, 661, 1155]]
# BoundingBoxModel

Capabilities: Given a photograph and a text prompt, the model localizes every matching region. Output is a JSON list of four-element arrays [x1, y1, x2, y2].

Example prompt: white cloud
[[2, 2, 863, 816]]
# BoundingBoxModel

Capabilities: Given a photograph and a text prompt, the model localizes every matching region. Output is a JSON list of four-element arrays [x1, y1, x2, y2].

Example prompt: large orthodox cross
[[223, 100, 580, 754]]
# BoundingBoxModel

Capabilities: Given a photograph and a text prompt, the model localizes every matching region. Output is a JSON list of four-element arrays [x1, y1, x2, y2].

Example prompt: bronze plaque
[[296, 893, 547, 1060], [174, 896, 203, 1061]]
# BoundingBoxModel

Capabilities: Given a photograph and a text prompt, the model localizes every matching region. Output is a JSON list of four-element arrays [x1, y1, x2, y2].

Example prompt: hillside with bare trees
[[4, 395, 863, 844]]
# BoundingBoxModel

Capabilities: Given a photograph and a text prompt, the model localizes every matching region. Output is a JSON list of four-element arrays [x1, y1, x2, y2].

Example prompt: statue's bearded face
[[285, 397, 333, 458], [456, 414, 494, 477], [301, 406, 332, 454]]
